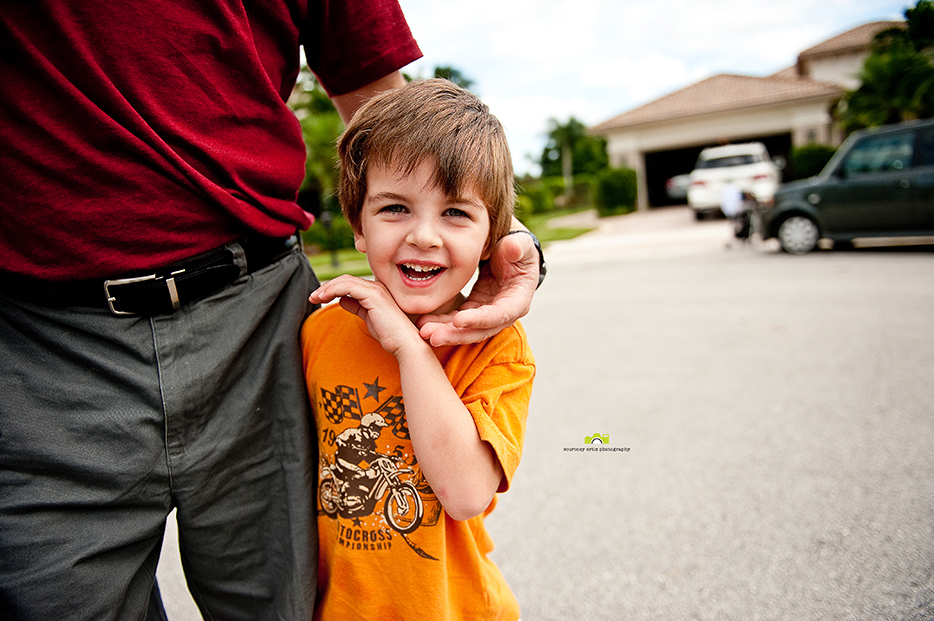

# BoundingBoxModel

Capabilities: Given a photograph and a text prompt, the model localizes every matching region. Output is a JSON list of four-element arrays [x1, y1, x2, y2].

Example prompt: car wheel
[[777, 216, 819, 254]]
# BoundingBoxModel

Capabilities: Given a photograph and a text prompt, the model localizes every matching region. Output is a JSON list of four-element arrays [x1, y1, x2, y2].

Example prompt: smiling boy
[[301, 79, 535, 620]]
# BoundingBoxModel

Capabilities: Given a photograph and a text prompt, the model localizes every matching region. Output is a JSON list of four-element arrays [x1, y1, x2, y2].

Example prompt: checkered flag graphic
[[375, 396, 408, 439], [319, 385, 361, 425]]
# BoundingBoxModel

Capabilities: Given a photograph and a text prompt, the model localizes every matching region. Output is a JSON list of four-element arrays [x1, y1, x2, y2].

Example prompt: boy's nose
[[406, 219, 442, 249]]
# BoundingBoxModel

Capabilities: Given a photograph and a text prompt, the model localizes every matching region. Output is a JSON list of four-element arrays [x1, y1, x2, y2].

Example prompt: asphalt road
[[157, 207, 934, 620]]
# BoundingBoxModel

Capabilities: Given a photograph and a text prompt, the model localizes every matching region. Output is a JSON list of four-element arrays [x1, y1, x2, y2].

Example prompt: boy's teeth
[[405, 263, 436, 272], [401, 263, 441, 280]]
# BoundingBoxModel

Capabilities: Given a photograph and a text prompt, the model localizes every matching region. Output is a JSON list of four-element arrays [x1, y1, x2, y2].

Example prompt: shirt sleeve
[[457, 325, 536, 493], [302, 0, 423, 96]]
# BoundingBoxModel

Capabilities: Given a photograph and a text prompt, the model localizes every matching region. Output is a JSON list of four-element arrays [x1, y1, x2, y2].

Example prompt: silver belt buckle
[[103, 271, 184, 316]]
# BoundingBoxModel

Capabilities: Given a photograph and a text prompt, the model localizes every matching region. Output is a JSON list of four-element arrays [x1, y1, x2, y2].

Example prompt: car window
[[696, 154, 757, 169], [918, 128, 934, 167], [841, 132, 915, 176]]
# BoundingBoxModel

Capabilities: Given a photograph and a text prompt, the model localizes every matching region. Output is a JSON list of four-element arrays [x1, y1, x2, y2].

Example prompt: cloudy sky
[[396, 0, 908, 175]]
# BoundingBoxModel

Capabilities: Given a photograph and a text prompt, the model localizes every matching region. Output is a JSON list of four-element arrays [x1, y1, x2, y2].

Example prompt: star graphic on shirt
[[364, 378, 385, 401]]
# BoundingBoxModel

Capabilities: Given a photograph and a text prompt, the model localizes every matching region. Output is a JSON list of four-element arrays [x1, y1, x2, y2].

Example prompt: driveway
[[545, 206, 754, 262]]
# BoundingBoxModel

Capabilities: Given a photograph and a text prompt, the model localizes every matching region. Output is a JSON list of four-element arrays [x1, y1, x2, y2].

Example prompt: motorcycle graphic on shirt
[[318, 412, 423, 534], [315, 380, 441, 559]]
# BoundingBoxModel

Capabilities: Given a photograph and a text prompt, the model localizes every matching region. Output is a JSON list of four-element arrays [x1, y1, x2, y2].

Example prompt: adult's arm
[[331, 71, 408, 123]]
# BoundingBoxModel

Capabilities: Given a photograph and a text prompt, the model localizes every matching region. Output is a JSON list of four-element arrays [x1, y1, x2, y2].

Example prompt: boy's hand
[[309, 275, 422, 357], [417, 231, 539, 346]]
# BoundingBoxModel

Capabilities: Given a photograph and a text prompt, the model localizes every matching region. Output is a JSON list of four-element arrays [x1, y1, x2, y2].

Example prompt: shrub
[[570, 173, 595, 207], [518, 177, 562, 214], [301, 211, 356, 252], [514, 192, 534, 222], [539, 176, 567, 210], [516, 183, 545, 214], [788, 144, 837, 181], [594, 167, 637, 216], [519, 174, 601, 212]]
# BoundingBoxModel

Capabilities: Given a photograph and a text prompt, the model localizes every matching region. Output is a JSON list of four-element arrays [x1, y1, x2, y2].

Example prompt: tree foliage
[[787, 143, 838, 181], [401, 65, 476, 90], [538, 117, 608, 179], [838, 1, 934, 132], [288, 66, 342, 209], [431, 66, 474, 90]]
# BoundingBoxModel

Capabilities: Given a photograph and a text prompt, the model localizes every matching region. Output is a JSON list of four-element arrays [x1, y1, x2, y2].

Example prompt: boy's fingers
[[338, 296, 365, 319], [309, 275, 364, 303]]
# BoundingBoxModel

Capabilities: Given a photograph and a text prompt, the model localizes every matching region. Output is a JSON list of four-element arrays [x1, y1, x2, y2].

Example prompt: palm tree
[[540, 118, 608, 186]]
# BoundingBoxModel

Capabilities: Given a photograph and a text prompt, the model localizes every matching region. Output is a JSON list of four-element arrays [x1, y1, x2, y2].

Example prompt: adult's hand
[[417, 228, 540, 346]]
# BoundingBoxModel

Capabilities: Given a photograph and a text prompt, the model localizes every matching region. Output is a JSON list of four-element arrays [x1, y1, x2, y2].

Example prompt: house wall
[[802, 51, 869, 90], [604, 99, 839, 210]]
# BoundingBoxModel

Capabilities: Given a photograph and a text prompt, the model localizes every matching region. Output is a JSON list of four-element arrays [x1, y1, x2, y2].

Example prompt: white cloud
[[579, 53, 707, 105]]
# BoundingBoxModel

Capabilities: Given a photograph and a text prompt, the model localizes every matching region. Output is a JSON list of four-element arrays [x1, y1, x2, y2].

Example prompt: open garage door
[[645, 134, 792, 208]]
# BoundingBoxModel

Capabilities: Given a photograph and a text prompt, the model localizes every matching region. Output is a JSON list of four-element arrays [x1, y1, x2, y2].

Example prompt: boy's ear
[[480, 234, 496, 261], [480, 242, 493, 262], [354, 230, 367, 254]]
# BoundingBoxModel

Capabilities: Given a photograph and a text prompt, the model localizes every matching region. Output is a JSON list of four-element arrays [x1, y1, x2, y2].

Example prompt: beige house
[[590, 21, 902, 210]]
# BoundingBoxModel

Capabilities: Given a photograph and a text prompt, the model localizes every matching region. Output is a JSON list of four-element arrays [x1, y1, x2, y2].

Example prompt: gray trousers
[[0, 245, 318, 620]]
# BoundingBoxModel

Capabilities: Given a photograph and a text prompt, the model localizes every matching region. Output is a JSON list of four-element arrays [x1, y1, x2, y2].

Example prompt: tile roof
[[590, 74, 842, 133], [799, 20, 903, 58]]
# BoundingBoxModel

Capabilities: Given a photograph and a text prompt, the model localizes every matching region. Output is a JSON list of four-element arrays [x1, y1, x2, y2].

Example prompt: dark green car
[[759, 119, 934, 254]]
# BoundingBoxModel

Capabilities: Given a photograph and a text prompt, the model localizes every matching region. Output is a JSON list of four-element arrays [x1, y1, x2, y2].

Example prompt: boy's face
[[354, 159, 491, 318]]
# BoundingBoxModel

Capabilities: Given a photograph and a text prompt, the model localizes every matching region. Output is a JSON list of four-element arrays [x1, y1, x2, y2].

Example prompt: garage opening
[[644, 134, 792, 208]]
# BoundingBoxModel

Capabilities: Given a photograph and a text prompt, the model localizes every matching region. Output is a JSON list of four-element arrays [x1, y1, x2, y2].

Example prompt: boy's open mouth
[[399, 262, 444, 282]]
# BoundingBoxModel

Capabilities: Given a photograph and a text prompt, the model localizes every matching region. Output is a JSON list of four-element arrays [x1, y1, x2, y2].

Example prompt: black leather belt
[[1, 235, 299, 316]]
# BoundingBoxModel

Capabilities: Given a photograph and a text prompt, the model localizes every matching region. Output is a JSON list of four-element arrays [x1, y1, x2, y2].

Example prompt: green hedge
[[517, 177, 566, 214], [517, 174, 599, 216], [787, 144, 837, 181], [594, 167, 637, 216]]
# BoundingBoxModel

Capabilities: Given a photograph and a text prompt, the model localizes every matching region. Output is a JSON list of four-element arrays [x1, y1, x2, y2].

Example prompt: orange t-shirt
[[301, 304, 535, 621]]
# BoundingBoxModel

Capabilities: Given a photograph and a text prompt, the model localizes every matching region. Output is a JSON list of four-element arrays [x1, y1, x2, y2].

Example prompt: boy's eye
[[443, 207, 471, 219], [379, 204, 408, 214]]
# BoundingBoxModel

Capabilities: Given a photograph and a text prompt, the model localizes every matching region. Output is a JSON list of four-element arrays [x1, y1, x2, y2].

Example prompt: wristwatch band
[[506, 230, 547, 289]]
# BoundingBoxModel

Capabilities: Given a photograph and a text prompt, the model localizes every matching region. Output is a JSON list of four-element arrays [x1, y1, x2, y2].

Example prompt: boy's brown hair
[[337, 78, 515, 246]]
